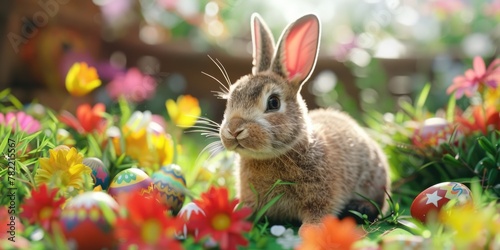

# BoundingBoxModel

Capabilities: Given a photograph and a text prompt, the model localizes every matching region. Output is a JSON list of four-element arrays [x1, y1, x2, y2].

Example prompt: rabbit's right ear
[[251, 13, 276, 75]]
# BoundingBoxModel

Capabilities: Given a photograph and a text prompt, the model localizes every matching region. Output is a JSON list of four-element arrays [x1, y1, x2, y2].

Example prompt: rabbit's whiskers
[[203, 55, 233, 99]]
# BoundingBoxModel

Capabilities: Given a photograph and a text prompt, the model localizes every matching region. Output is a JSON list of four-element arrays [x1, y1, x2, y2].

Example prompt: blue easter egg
[[151, 164, 187, 214], [83, 157, 110, 190]]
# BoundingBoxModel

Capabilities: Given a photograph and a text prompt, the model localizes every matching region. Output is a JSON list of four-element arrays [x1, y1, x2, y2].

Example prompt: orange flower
[[188, 186, 252, 250], [296, 215, 364, 250], [115, 191, 182, 250], [456, 105, 500, 135], [20, 184, 66, 232], [166, 95, 201, 128], [59, 103, 106, 134], [65, 62, 101, 97]]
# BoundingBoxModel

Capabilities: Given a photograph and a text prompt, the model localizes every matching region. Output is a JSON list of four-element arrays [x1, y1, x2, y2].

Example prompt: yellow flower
[[114, 111, 174, 170], [166, 95, 201, 128], [151, 133, 174, 167], [35, 147, 93, 196], [439, 203, 497, 249], [484, 85, 500, 109], [65, 62, 101, 97]]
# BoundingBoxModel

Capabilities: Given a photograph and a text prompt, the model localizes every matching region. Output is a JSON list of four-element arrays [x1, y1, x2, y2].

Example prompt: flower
[[296, 215, 364, 250], [65, 62, 102, 97], [456, 105, 500, 135], [115, 190, 182, 250], [166, 95, 201, 128], [439, 203, 498, 249], [35, 147, 93, 196], [20, 184, 66, 232], [59, 103, 106, 134], [447, 56, 500, 98], [112, 111, 173, 170], [106, 68, 156, 102], [187, 186, 252, 250], [0, 111, 41, 134], [484, 85, 500, 108]]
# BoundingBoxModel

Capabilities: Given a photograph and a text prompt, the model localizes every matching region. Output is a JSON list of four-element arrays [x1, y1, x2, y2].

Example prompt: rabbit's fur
[[218, 13, 390, 227]]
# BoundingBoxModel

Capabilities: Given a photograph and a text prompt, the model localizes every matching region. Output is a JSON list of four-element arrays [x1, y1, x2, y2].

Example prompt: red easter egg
[[410, 182, 472, 223], [61, 192, 119, 250], [176, 202, 205, 239]]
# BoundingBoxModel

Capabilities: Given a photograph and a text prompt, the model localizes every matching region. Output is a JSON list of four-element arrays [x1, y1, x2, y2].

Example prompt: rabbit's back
[[309, 108, 390, 211]]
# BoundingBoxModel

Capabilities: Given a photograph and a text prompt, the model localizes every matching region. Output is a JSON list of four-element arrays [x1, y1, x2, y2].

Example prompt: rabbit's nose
[[226, 117, 247, 139], [229, 128, 244, 137]]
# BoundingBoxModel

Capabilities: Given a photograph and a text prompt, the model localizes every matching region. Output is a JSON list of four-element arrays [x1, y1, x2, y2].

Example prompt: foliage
[[1, 55, 500, 249]]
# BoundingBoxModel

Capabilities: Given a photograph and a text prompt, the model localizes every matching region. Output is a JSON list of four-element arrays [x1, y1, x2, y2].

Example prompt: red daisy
[[188, 186, 253, 250], [115, 190, 183, 250], [20, 184, 66, 232], [59, 103, 106, 134]]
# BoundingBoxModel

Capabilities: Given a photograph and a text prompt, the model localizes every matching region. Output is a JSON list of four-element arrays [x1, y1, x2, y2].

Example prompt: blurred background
[[1, 0, 499, 122]]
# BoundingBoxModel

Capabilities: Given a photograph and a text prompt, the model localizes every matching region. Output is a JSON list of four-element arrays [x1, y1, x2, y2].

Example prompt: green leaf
[[0, 88, 11, 100], [478, 137, 496, 155], [8, 95, 23, 110], [442, 154, 462, 168], [87, 134, 102, 158], [264, 179, 294, 198], [487, 170, 498, 185], [253, 193, 284, 224], [415, 83, 431, 119], [445, 95, 456, 122], [0, 129, 11, 153]]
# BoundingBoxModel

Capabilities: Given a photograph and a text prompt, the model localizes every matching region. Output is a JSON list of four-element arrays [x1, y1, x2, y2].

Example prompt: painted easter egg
[[176, 202, 205, 239], [107, 168, 153, 198], [83, 157, 110, 190], [410, 182, 472, 223], [61, 192, 119, 250], [151, 164, 187, 214]]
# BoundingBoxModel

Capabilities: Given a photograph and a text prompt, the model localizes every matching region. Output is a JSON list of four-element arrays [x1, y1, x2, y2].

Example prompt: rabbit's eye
[[266, 95, 280, 112]]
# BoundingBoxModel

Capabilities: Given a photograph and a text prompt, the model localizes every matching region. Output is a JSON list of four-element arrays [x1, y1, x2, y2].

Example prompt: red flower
[[456, 105, 500, 135], [20, 184, 66, 232], [447, 56, 500, 98], [188, 186, 252, 250], [115, 191, 183, 250], [59, 103, 106, 134]]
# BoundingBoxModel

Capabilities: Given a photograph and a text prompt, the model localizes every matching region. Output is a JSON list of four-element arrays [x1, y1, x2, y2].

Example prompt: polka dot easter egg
[[82, 157, 110, 190], [410, 182, 472, 223], [61, 192, 119, 250], [107, 168, 153, 198], [151, 164, 187, 214]]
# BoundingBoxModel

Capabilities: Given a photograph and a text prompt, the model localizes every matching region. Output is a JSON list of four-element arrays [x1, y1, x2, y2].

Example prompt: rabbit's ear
[[251, 13, 276, 74], [272, 14, 320, 89]]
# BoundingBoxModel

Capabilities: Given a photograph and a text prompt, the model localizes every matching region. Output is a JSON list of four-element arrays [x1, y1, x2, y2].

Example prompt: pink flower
[[447, 56, 500, 98], [106, 68, 157, 102], [0, 111, 41, 134]]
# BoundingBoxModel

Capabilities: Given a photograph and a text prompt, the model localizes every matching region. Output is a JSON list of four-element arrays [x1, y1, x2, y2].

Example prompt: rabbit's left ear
[[251, 13, 276, 75], [272, 14, 320, 90]]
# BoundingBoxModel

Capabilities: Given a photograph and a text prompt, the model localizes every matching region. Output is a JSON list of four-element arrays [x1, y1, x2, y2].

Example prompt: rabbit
[[213, 13, 391, 230]]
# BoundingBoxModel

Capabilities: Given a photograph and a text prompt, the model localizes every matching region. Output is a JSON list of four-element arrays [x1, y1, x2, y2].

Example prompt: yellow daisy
[[35, 147, 93, 196]]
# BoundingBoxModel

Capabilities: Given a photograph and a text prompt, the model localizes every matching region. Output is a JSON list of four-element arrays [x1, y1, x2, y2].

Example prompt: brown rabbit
[[215, 13, 390, 229]]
